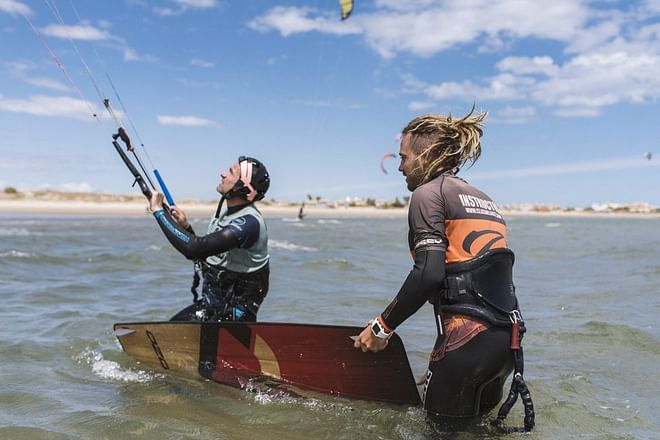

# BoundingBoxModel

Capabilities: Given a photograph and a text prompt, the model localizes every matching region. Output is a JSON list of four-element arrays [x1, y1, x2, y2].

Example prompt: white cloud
[[0, 94, 105, 121], [250, 1, 589, 58], [0, 0, 31, 15], [157, 115, 216, 127], [248, 6, 361, 37], [643, 0, 660, 14], [122, 47, 156, 62], [265, 55, 287, 65], [467, 155, 660, 180], [154, 0, 217, 16], [496, 56, 559, 76], [495, 105, 536, 124], [36, 21, 151, 64], [176, 78, 221, 89], [531, 48, 660, 116], [7, 61, 69, 91], [123, 48, 140, 61], [172, 0, 217, 8], [191, 58, 215, 68], [40, 23, 112, 41], [248, 1, 660, 119], [24, 77, 70, 91], [408, 100, 434, 111], [154, 7, 182, 17], [407, 25, 660, 118], [417, 73, 533, 102], [374, 0, 436, 12], [564, 19, 623, 54]]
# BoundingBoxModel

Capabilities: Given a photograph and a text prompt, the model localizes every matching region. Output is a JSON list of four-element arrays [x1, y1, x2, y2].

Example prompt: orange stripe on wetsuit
[[444, 218, 508, 263]]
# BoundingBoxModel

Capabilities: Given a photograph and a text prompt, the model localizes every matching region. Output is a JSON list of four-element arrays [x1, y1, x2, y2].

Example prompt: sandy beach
[[0, 192, 658, 219], [0, 199, 410, 218], [0, 193, 408, 218]]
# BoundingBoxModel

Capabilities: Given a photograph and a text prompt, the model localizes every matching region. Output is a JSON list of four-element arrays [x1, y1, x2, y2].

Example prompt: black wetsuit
[[379, 173, 515, 418], [153, 203, 269, 322]]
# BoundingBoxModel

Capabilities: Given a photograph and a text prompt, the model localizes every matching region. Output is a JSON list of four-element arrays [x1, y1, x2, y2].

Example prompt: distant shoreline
[[0, 198, 407, 218], [0, 197, 658, 219]]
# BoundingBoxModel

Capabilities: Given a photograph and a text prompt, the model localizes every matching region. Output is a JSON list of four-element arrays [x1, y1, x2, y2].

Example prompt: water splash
[[269, 240, 318, 252], [75, 348, 160, 383]]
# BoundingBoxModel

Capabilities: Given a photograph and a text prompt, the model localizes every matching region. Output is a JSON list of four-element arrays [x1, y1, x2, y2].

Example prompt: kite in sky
[[380, 153, 396, 174], [339, 0, 354, 20]]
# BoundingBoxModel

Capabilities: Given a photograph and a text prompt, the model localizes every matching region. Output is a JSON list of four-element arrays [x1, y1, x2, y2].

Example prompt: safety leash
[[492, 311, 535, 432]]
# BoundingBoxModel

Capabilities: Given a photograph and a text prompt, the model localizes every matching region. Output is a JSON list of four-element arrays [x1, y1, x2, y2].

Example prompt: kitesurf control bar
[[112, 130, 152, 199], [154, 169, 176, 206], [112, 127, 157, 189], [112, 123, 176, 205]]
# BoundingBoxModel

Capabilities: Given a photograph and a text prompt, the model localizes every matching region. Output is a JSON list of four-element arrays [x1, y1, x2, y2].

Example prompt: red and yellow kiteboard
[[114, 321, 421, 404]]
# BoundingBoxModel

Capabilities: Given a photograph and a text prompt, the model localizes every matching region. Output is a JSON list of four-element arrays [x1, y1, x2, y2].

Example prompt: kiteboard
[[114, 321, 420, 404]]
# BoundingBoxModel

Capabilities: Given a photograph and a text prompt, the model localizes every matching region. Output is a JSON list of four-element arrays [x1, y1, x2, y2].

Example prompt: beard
[[405, 166, 424, 191]]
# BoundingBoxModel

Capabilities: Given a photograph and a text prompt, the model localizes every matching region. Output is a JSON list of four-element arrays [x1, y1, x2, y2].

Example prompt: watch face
[[372, 320, 384, 337]]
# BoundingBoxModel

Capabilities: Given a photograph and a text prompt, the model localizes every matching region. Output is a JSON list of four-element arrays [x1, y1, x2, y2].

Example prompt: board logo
[[146, 330, 170, 370]]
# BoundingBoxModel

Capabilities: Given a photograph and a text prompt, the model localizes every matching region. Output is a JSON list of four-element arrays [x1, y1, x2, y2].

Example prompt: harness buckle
[[509, 309, 522, 324]]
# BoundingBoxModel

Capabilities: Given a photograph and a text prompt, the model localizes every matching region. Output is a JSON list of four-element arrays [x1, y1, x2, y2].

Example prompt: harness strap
[[190, 261, 203, 302], [492, 315, 535, 432]]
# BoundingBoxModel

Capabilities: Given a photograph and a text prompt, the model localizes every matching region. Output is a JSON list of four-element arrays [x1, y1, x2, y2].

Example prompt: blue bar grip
[[154, 169, 175, 206]]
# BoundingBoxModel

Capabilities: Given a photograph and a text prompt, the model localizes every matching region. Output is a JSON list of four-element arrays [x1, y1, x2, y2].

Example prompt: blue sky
[[1, 0, 659, 207]]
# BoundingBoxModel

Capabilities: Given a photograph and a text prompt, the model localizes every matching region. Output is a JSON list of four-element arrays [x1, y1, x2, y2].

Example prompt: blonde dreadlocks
[[402, 107, 487, 185]]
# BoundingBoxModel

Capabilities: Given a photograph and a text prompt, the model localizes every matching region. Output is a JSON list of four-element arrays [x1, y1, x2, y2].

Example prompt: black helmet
[[228, 156, 270, 201]]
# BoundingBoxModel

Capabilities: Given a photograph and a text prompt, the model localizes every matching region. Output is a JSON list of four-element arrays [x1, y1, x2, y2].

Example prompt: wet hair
[[402, 106, 487, 184]]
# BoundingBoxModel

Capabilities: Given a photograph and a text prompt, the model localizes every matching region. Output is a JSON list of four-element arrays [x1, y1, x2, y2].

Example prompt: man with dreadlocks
[[148, 156, 271, 323], [354, 110, 533, 429]]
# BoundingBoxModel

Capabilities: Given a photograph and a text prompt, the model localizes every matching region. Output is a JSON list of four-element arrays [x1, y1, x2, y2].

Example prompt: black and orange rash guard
[[380, 173, 508, 331]]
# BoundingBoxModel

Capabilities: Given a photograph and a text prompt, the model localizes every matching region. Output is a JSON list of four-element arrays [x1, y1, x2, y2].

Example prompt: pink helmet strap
[[239, 159, 257, 201]]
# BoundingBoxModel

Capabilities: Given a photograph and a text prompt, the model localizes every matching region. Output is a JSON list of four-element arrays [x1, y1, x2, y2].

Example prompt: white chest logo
[[232, 217, 247, 226]]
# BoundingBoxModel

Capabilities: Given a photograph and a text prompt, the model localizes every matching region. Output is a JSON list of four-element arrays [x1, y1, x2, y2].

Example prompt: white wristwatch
[[371, 316, 393, 340]]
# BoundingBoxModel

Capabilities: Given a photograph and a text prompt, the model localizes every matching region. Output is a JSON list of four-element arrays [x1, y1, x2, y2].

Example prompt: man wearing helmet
[[148, 156, 271, 322]]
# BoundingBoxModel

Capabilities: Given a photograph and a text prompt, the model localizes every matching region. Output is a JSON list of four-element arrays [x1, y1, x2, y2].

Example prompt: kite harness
[[438, 248, 535, 432]]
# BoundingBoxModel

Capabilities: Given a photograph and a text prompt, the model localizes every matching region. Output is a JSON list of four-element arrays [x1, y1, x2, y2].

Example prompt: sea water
[[0, 213, 658, 439]]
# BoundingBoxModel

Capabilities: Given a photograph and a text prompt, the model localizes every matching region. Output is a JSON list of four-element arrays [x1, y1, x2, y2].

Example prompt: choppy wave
[[581, 321, 660, 353], [0, 228, 32, 236], [0, 250, 34, 258], [545, 222, 561, 228], [300, 257, 356, 270], [2, 215, 659, 439], [75, 348, 160, 383], [270, 240, 318, 252]]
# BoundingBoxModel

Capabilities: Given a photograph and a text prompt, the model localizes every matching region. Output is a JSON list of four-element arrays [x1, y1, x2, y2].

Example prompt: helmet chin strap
[[239, 159, 258, 201]]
